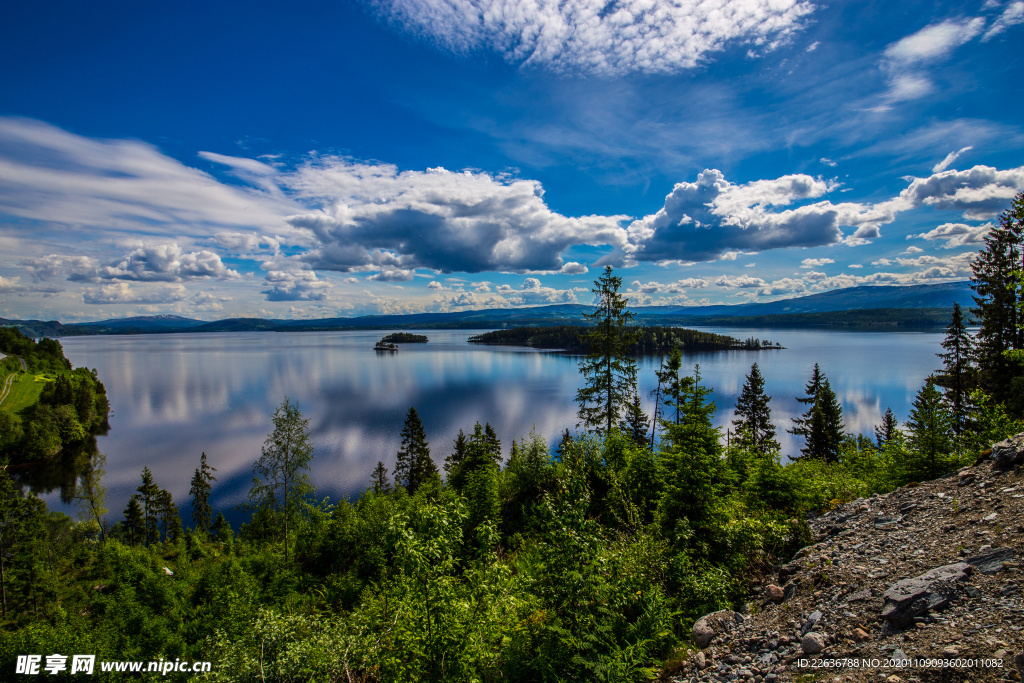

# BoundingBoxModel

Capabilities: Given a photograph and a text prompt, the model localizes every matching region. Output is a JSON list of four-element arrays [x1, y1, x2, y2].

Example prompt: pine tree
[[445, 429, 468, 478], [211, 512, 233, 544], [189, 452, 217, 534], [934, 303, 976, 435], [154, 488, 181, 542], [448, 421, 499, 491], [393, 407, 436, 494], [875, 407, 900, 448], [370, 461, 391, 493], [732, 363, 779, 455], [576, 266, 639, 434], [249, 397, 315, 563], [136, 467, 160, 546], [905, 377, 954, 481], [971, 192, 1024, 407]]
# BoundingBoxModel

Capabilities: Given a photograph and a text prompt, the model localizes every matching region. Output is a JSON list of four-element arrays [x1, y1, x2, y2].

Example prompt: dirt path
[[0, 356, 25, 407]]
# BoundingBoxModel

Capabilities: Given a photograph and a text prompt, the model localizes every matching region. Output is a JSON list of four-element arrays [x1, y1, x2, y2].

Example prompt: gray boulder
[[801, 632, 827, 655], [966, 547, 1016, 574], [880, 562, 973, 629], [991, 433, 1024, 470], [692, 610, 744, 649]]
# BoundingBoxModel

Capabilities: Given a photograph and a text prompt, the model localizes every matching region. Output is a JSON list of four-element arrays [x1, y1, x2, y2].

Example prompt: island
[[467, 325, 780, 353], [380, 332, 428, 344]]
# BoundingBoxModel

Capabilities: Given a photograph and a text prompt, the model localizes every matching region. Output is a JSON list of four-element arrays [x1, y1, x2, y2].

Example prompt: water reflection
[[56, 328, 944, 520]]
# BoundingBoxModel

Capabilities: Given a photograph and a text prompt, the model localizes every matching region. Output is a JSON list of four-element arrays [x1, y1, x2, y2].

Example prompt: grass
[[0, 357, 49, 414]]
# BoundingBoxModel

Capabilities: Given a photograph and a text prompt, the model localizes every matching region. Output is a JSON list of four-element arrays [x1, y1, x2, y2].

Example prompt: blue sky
[[1, 0, 1022, 321]]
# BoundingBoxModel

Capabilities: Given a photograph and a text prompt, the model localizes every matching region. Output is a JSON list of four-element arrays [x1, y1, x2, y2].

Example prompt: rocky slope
[[671, 436, 1024, 683]]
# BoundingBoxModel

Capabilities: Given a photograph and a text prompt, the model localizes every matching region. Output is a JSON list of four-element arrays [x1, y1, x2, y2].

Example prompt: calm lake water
[[56, 327, 945, 520]]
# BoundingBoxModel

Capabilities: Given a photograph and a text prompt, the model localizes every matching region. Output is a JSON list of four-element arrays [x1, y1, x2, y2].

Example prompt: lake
[[56, 327, 946, 521]]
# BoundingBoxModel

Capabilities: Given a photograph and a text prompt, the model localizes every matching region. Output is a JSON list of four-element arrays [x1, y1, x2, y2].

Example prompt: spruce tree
[[804, 379, 844, 463], [445, 429, 468, 477], [189, 451, 217, 534], [393, 407, 436, 494], [905, 377, 953, 481], [249, 397, 315, 562], [971, 191, 1024, 407], [123, 496, 145, 546], [875, 407, 900, 448], [934, 303, 976, 435], [619, 390, 650, 445], [370, 461, 391, 493], [732, 363, 779, 455], [788, 363, 824, 444], [136, 467, 160, 546], [576, 266, 639, 434]]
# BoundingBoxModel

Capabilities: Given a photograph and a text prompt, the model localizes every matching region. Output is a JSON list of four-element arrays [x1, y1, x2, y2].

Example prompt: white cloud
[[628, 278, 709, 295], [848, 263, 864, 268], [800, 257, 834, 268], [932, 146, 973, 173], [714, 274, 767, 289], [559, 261, 588, 275], [287, 158, 628, 275], [494, 277, 578, 305], [261, 264, 331, 302], [896, 165, 1024, 219], [757, 277, 808, 295], [879, 18, 985, 103], [820, 157, 837, 167], [99, 244, 239, 282], [369, 0, 816, 75], [910, 221, 992, 248], [83, 282, 188, 305], [983, 1, 1024, 39], [902, 245, 924, 254]]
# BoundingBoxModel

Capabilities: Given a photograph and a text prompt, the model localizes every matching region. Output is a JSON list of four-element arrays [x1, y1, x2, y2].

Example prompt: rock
[[693, 610, 744, 649], [801, 632, 826, 655], [847, 588, 872, 602], [942, 645, 960, 655], [764, 584, 785, 603], [966, 547, 1016, 574], [1015, 651, 1024, 680], [782, 583, 797, 602], [778, 561, 802, 583], [958, 472, 975, 486], [991, 433, 1024, 470], [801, 610, 823, 636], [693, 651, 706, 670], [880, 562, 973, 629], [851, 628, 870, 642]]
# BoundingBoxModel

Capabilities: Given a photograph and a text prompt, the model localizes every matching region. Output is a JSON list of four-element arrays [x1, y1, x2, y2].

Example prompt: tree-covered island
[[468, 325, 780, 352]]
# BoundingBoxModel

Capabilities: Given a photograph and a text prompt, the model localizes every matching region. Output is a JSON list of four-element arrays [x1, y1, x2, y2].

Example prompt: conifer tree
[[905, 377, 954, 481], [445, 429, 468, 477], [576, 266, 639, 434], [732, 363, 779, 455], [370, 461, 391, 493], [136, 467, 160, 546], [211, 512, 233, 544], [935, 302, 976, 435], [619, 390, 650, 445], [447, 421, 499, 491], [875, 407, 900, 448], [249, 397, 315, 562], [803, 379, 844, 463], [971, 191, 1024, 407], [393, 407, 436, 494], [189, 452, 217, 534], [123, 496, 145, 546], [788, 363, 824, 443]]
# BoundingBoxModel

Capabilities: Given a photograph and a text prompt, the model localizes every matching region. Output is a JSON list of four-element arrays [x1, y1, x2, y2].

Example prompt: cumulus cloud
[[933, 146, 973, 173], [286, 158, 627, 275], [895, 165, 1024, 219], [559, 261, 588, 275], [902, 245, 924, 254], [800, 257, 834, 268], [261, 264, 330, 302], [910, 222, 992, 248], [983, 1, 1024, 39], [83, 282, 188, 304], [21, 254, 99, 282], [494, 277, 578, 305], [757, 277, 808, 295], [99, 244, 239, 282], [714, 274, 767, 289], [629, 278, 709, 295], [368, 0, 815, 75], [624, 169, 885, 262]]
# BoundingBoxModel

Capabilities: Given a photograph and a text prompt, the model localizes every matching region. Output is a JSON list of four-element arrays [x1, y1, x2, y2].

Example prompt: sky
[[1, 0, 1022, 321]]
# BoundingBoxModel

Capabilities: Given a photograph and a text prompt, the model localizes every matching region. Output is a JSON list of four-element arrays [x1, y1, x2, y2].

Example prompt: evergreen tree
[[732, 363, 779, 455], [576, 266, 639, 433], [448, 421, 500, 491], [123, 496, 145, 546], [619, 390, 650, 445], [444, 429, 468, 477], [934, 302, 976, 435], [393, 407, 436, 494], [370, 461, 391, 493], [211, 512, 233, 544], [803, 379, 844, 463], [249, 397, 315, 563], [189, 452, 217, 534], [971, 191, 1024, 407], [875, 407, 900, 448], [788, 363, 824, 443], [154, 488, 181, 542], [905, 377, 954, 481], [136, 467, 160, 546]]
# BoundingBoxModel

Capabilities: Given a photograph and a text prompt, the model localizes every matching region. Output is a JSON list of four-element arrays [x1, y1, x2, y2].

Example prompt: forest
[[467, 325, 779, 353], [0, 193, 1022, 682]]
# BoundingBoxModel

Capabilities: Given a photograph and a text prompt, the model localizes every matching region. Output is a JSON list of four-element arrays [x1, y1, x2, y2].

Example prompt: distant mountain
[[0, 281, 975, 337]]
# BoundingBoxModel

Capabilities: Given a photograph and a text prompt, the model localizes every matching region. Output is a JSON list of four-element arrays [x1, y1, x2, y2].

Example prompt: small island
[[380, 332, 428, 344], [467, 325, 781, 353]]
